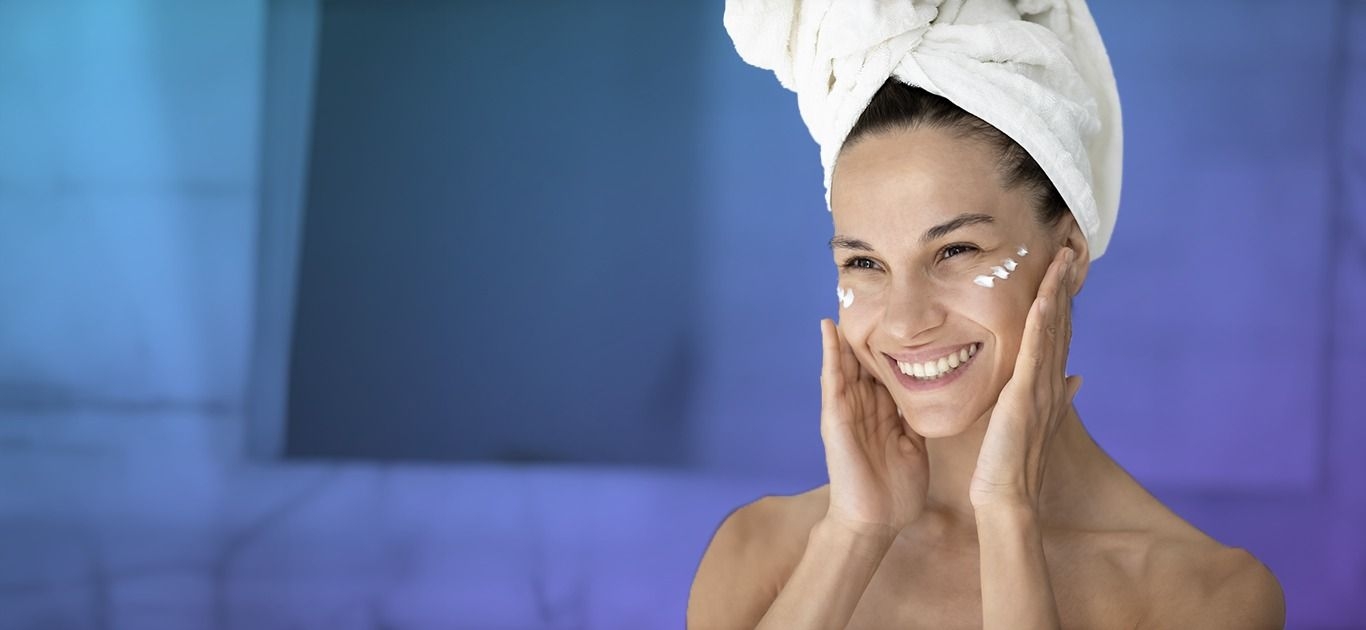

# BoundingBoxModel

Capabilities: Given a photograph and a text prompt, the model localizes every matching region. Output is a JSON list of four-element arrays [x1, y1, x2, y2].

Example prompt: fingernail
[[1065, 248, 1075, 263]]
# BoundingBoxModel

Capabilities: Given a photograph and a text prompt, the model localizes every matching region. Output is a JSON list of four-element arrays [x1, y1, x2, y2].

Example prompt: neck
[[912, 402, 1110, 543]]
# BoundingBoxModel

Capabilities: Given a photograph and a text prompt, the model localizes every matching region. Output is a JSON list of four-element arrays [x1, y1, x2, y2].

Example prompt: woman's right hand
[[818, 318, 930, 540]]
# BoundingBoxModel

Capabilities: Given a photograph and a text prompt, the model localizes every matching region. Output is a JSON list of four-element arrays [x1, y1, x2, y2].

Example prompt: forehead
[[829, 126, 1027, 236]]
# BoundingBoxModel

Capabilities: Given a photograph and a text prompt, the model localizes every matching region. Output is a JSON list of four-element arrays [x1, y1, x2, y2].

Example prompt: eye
[[840, 256, 881, 271], [939, 243, 978, 261]]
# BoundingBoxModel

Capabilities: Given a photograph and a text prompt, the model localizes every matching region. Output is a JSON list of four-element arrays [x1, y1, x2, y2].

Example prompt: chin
[[903, 411, 980, 439]]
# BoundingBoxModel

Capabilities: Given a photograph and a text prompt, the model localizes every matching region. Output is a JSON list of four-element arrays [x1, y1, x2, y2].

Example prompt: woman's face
[[829, 125, 1083, 438]]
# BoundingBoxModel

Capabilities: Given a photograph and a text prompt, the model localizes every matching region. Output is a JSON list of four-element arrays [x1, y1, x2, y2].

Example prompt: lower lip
[[886, 344, 981, 392]]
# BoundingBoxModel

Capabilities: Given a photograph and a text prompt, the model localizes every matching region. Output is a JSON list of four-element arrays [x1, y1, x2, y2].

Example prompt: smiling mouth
[[889, 342, 982, 381]]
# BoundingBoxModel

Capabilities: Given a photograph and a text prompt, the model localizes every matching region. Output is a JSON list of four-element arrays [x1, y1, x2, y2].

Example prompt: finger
[[868, 378, 898, 434], [897, 414, 927, 452], [1013, 248, 1068, 392], [820, 319, 842, 407], [1065, 374, 1083, 403], [834, 321, 862, 385], [1055, 248, 1076, 375], [897, 426, 927, 455], [1040, 248, 1070, 385], [1012, 293, 1046, 393]]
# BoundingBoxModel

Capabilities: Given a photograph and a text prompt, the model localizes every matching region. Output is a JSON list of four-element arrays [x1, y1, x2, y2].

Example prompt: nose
[[880, 272, 946, 343]]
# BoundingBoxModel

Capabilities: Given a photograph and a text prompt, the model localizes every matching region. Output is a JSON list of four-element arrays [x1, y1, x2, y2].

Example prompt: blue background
[[1, 1, 1363, 628]]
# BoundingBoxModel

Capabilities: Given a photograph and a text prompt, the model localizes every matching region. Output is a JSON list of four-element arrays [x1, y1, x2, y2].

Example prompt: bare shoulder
[[1138, 531, 1285, 629], [686, 484, 828, 630]]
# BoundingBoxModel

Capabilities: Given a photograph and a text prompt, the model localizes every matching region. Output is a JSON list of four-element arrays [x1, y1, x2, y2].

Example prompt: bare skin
[[688, 126, 1284, 629], [691, 419, 1281, 629]]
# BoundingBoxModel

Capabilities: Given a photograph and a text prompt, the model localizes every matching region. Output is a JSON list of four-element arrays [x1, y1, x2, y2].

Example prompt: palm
[[820, 319, 929, 535], [969, 246, 1084, 508], [971, 378, 1032, 496]]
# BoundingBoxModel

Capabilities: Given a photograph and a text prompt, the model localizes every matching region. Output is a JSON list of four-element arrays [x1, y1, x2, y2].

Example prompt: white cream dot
[[836, 285, 854, 308]]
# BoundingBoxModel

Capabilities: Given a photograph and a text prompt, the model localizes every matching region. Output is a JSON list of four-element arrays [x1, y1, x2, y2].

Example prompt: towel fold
[[723, 0, 1122, 260]]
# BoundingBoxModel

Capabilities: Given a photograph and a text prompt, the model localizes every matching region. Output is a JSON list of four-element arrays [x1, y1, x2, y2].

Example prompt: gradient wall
[[1, 1, 1363, 628]]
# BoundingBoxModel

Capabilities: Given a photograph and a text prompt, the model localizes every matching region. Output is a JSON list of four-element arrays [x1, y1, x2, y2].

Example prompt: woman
[[689, 1, 1285, 628]]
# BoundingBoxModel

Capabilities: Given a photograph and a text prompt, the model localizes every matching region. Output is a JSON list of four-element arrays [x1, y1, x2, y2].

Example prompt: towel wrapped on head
[[722, 0, 1122, 260]]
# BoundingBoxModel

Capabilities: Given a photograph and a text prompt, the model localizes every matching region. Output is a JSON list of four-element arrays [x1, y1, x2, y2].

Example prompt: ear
[[1059, 216, 1090, 297]]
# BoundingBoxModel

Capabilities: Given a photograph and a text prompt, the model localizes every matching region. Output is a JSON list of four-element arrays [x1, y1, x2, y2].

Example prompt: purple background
[[1, 1, 1364, 628]]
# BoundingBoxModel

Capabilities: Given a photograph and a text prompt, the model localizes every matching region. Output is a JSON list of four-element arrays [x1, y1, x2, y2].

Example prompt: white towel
[[723, 0, 1122, 260]]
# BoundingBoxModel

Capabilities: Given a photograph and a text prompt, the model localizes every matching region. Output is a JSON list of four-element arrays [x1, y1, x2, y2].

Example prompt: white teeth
[[897, 343, 979, 381]]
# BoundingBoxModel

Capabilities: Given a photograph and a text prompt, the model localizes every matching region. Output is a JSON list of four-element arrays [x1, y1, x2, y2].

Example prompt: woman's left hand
[[969, 245, 1084, 510]]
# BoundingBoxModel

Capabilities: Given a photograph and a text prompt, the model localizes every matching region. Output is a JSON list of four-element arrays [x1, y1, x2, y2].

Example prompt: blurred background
[[1, 0, 1363, 628]]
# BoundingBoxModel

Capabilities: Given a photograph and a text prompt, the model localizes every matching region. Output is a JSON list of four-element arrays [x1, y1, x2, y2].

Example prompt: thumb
[[1065, 374, 1084, 403]]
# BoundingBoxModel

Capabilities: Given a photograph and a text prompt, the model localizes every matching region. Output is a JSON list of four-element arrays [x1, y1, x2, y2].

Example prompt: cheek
[[949, 281, 1019, 325], [959, 247, 1043, 350], [838, 271, 1001, 317], [834, 280, 885, 367], [835, 282, 875, 338], [835, 277, 889, 318]]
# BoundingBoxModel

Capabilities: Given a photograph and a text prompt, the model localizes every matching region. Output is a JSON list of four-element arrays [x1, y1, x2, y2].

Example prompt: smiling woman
[[826, 81, 1082, 440], [689, 0, 1286, 628]]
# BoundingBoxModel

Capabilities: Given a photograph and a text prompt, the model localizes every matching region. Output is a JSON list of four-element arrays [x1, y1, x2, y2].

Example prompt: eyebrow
[[827, 212, 996, 251]]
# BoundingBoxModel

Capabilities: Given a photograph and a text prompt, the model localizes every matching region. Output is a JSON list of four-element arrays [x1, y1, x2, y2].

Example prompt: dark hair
[[843, 79, 1068, 230]]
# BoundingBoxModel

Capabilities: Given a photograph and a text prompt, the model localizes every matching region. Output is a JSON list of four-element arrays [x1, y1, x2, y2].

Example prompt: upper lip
[[884, 342, 979, 364]]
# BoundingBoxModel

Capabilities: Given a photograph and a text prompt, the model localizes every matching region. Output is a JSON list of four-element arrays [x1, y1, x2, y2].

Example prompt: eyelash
[[841, 244, 979, 271]]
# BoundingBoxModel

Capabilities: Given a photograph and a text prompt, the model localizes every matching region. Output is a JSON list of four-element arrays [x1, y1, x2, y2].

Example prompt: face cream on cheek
[[836, 284, 855, 309], [972, 265, 1012, 289], [972, 244, 1029, 289]]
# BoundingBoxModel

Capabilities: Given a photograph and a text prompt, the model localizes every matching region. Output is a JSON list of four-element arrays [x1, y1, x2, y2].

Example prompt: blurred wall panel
[[248, 0, 320, 460], [281, 2, 707, 465], [0, 2, 265, 628], [0, 1, 260, 411]]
